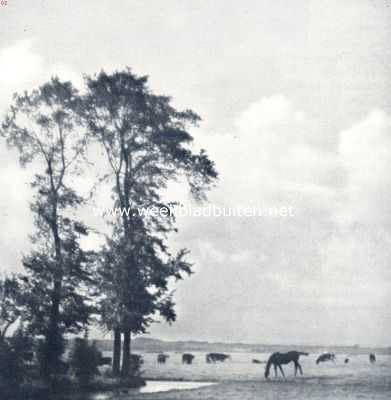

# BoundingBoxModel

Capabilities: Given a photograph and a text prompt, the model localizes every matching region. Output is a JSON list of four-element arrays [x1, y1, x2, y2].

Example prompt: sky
[[1, 0, 391, 346]]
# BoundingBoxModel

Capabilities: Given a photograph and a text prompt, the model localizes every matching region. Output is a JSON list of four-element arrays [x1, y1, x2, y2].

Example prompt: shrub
[[69, 338, 102, 388], [0, 328, 34, 390], [0, 341, 24, 387], [9, 327, 34, 358], [129, 353, 143, 377]]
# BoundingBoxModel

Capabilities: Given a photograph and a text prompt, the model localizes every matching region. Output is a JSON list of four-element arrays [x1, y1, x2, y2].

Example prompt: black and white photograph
[[0, 1, 390, 399]]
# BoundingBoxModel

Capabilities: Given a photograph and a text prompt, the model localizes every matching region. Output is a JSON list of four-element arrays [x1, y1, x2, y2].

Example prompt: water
[[139, 381, 216, 393], [88, 381, 215, 398], [94, 351, 391, 399], [124, 351, 390, 381]]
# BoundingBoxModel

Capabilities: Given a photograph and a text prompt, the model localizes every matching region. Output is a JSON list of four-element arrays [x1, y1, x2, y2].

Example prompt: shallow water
[[87, 381, 215, 399], [92, 351, 391, 399], [139, 381, 216, 393], [132, 351, 391, 382]]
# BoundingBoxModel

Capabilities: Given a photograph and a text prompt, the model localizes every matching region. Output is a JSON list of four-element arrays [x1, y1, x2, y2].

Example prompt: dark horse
[[369, 353, 376, 363], [157, 353, 169, 364], [182, 353, 195, 364], [316, 353, 336, 364], [206, 353, 231, 363], [264, 351, 309, 378]]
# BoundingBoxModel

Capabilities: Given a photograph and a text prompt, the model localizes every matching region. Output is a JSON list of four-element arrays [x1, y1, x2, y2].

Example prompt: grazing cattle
[[157, 353, 169, 364], [182, 353, 195, 364], [316, 353, 336, 364], [264, 351, 309, 378], [369, 353, 376, 364], [99, 356, 112, 366], [206, 353, 231, 363]]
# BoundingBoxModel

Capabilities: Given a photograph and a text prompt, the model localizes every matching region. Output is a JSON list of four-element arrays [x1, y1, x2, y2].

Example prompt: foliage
[[0, 275, 24, 342], [129, 354, 143, 377], [0, 68, 218, 381], [82, 69, 218, 375], [1, 78, 95, 379], [69, 338, 102, 388], [0, 341, 24, 388], [0, 328, 34, 388]]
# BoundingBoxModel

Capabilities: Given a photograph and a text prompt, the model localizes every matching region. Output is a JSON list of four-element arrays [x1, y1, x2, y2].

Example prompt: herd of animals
[[117, 350, 378, 379]]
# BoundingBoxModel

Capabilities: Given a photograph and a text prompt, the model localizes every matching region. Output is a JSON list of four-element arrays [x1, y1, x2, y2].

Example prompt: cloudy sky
[[1, 0, 391, 346]]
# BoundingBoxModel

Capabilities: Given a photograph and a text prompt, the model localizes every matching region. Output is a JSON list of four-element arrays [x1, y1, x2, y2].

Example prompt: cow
[[316, 353, 336, 364], [206, 352, 231, 363], [157, 353, 169, 364], [182, 353, 195, 364], [252, 359, 265, 364]]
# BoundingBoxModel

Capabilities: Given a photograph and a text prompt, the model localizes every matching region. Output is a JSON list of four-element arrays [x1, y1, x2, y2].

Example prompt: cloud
[[0, 40, 82, 114], [152, 96, 391, 345], [336, 109, 391, 227], [0, 40, 43, 89], [184, 95, 339, 216], [0, 40, 390, 345], [0, 40, 41, 115], [0, 160, 34, 272], [0, 41, 83, 270]]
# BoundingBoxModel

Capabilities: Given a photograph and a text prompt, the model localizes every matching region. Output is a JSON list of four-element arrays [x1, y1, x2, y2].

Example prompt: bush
[[0, 328, 34, 390], [129, 354, 143, 377], [69, 338, 102, 388], [9, 328, 34, 358], [0, 341, 25, 387]]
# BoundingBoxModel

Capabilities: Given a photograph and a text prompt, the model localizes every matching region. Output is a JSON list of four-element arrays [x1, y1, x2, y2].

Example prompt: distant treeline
[[95, 337, 391, 355]]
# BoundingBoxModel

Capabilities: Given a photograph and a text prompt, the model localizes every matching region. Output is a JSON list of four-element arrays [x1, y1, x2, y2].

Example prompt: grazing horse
[[264, 351, 309, 378], [316, 353, 336, 364], [182, 353, 195, 364], [252, 359, 266, 364], [157, 353, 169, 364], [369, 353, 376, 363], [130, 354, 144, 365], [206, 353, 231, 363]]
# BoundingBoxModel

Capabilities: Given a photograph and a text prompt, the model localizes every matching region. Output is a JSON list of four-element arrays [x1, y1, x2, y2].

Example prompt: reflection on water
[[90, 394, 111, 400], [88, 381, 216, 399], [140, 380, 216, 393]]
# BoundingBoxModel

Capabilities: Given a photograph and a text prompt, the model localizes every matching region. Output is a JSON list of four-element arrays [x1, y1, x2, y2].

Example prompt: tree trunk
[[112, 328, 121, 376], [40, 278, 62, 380], [44, 169, 64, 380], [121, 330, 131, 377]]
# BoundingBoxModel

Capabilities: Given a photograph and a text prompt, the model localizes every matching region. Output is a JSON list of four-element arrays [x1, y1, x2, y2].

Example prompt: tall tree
[[1, 78, 94, 379], [83, 69, 217, 376]]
